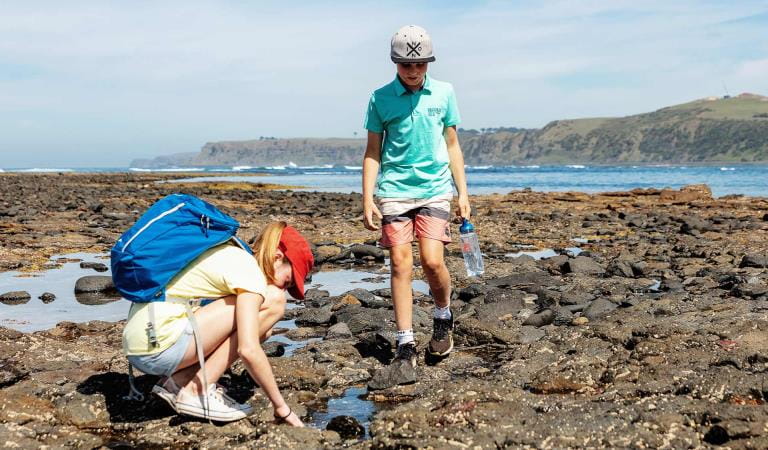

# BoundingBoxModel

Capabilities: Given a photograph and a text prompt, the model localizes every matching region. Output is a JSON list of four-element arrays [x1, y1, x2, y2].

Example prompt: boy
[[362, 25, 470, 378]]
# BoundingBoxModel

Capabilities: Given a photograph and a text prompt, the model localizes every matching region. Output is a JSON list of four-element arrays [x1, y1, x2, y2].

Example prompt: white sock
[[434, 305, 452, 320], [396, 329, 414, 346]]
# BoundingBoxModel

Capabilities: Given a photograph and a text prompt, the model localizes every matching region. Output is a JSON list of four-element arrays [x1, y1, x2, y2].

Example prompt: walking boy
[[362, 25, 470, 377]]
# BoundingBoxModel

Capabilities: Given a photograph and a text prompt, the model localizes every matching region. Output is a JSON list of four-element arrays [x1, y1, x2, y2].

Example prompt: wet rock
[[333, 306, 392, 335], [326, 415, 365, 439], [326, 322, 353, 339], [39, 292, 56, 303], [0, 290, 31, 305], [74, 276, 116, 294], [263, 341, 286, 357], [739, 254, 768, 268], [522, 309, 554, 327], [79, 262, 109, 272], [582, 298, 618, 320], [457, 283, 491, 301], [340, 288, 377, 306], [304, 288, 330, 301], [314, 245, 343, 263], [350, 244, 385, 262], [562, 256, 605, 275], [367, 361, 417, 390]]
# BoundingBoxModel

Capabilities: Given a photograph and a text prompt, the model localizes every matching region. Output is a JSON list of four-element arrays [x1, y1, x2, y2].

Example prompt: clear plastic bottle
[[459, 219, 484, 277]]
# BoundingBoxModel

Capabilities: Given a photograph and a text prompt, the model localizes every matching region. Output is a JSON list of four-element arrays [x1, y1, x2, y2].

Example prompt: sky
[[1, 0, 767, 167]]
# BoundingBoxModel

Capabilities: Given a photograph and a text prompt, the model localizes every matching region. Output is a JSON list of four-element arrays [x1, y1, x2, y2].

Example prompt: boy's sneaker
[[176, 384, 253, 422], [152, 377, 180, 412], [428, 314, 454, 356], [393, 342, 418, 368]]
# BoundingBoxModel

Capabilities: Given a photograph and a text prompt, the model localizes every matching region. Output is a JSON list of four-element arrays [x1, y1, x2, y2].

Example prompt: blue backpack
[[111, 193, 252, 303]]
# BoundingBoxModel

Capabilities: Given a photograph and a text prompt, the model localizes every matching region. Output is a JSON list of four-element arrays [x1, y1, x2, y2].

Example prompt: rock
[[326, 322, 353, 339], [572, 317, 589, 326], [341, 288, 376, 304], [74, 276, 116, 294], [659, 184, 712, 203], [0, 291, 31, 305], [295, 307, 333, 326], [333, 306, 392, 335], [314, 245, 343, 263], [739, 254, 768, 268], [263, 341, 286, 357], [54, 391, 111, 429], [551, 305, 574, 326], [582, 298, 618, 320], [350, 244, 385, 262], [39, 292, 56, 303], [367, 361, 417, 390], [562, 256, 605, 275], [607, 259, 635, 278], [457, 283, 491, 301], [79, 262, 109, 272], [304, 288, 330, 300], [518, 326, 545, 343], [326, 415, 365, 439], [522, 309, 554, 327]]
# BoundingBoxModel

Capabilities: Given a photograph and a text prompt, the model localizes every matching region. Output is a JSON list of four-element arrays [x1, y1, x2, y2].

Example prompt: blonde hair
[[253, 221, 287, 285]]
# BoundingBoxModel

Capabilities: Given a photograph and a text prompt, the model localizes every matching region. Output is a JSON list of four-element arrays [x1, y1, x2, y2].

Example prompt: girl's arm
[[445, 126, 470, 219], [362, 131, 383, 230], [235, 291, 302, 426]]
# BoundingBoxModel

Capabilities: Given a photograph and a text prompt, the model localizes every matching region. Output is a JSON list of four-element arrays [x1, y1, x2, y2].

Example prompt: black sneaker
[[393, 342, 418, 368], [428, 314, 454, 356]]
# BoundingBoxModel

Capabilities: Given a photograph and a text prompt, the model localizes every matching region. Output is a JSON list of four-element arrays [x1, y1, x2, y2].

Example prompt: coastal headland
[[1, 172, 767, 447]]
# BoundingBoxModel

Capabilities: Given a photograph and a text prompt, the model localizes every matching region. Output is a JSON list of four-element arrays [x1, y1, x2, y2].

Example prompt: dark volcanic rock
[[326, 322, 353, 339], [79, 262, 109, 272], [0, 291, 31, 305], [38, 292, 56, 303], [522, 309, 554, 327], [562, 256, 605, 275], [349, 244, 385, 262], [367, 362, 417, 390], [295, 306, 333, 326], [333, 306, 392, 335], [582, 298, 618, 320], [74, 276, 116, 294], [326, 415, 365, 439], [739, 254, 768, 268]]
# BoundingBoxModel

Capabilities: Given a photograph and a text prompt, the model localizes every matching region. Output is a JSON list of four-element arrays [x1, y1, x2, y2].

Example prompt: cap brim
[[391, 56, 435, 63]]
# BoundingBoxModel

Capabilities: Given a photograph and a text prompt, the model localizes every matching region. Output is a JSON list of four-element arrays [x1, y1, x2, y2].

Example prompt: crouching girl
[[121, 221, 313, 425]]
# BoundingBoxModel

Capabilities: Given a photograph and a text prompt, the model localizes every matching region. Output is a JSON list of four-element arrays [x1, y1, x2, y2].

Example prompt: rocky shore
[[1, 173, 767, 448]]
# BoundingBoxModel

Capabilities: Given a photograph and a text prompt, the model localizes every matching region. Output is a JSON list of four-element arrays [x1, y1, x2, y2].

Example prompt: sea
[[2, 164, 767, 197]]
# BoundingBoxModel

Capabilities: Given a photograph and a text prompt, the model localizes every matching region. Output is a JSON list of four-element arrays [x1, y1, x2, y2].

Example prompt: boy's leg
[[413, 198, 454, 357], [389, 242, 415, 333], [417, 237, 451, 308]]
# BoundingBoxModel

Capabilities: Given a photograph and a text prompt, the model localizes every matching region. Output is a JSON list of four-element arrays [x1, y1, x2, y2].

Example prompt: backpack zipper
[[121, 202, 186, 252]]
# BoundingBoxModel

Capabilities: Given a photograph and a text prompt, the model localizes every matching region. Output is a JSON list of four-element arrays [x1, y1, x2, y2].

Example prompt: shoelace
[[432, 318, 452, 341], [395, 343, 417, 361], [209, 385, 240, 408]]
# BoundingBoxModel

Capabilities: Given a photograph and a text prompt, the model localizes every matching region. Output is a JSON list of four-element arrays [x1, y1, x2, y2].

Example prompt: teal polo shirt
[[364, 74, 461, 198]]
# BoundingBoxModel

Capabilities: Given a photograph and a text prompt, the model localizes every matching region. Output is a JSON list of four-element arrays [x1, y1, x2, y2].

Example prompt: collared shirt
[[364, 74, 461, 198]]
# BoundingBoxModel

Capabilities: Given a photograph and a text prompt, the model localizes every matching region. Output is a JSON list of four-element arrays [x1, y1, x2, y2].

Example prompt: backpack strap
[[184, 302, 211, 421], [124, 364, 145, 401]]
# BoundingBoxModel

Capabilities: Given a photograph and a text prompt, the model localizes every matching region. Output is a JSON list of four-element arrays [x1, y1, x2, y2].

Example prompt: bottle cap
[[459, 218, 474, 233]]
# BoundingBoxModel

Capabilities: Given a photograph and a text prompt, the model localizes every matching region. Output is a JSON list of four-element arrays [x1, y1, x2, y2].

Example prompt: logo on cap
[[406, 41, 422, 57]]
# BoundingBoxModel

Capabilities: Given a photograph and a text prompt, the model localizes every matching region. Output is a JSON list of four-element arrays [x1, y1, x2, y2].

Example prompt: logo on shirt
[[427, 107, 443, 117], [407, 41, 422, 57]]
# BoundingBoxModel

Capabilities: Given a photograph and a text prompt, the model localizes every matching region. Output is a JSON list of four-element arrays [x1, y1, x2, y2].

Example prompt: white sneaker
[[175, 384, 253, 422], [152, 377, 180, 412]]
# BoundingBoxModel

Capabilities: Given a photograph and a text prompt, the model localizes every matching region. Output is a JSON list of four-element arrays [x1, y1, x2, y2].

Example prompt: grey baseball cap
[[390, 25, 435, 63]]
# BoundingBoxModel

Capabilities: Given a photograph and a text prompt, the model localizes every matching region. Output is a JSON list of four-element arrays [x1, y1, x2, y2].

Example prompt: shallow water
[[0, 253, 426, 333], [307, 386, 377, 439]]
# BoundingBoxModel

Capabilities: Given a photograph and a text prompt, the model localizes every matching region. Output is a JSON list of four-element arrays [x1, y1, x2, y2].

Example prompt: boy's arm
[[445, 126, 471, 220], [362, 131, 383, 230]]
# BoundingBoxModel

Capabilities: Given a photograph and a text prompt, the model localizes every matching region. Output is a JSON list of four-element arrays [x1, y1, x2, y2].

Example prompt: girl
[[122, 221, 313, 425]]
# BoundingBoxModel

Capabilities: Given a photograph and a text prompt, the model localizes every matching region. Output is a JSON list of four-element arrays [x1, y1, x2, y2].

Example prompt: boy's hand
[[363, 199, 383, 231], [456, 194, 471, 220]]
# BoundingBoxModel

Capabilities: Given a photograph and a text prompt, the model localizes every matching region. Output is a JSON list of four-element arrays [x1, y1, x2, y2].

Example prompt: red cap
[[278, 225, 314, 300]]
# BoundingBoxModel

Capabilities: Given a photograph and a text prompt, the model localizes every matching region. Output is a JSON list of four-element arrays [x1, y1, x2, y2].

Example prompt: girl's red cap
[[278, 226, 314, 300]]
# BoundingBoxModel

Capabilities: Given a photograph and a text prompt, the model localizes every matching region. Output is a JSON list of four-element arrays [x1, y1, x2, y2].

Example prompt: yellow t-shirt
[[122, 243, 267, 355]]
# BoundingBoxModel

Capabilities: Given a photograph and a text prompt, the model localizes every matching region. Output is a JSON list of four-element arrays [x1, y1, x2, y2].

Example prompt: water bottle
[[459, 219, 484, 277]]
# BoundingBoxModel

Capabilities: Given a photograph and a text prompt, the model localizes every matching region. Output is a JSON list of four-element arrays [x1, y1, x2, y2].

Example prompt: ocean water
[[3, 164, 767, 197]]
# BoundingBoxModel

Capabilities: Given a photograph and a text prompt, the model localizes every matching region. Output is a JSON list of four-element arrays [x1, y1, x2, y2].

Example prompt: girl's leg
[[417, 237, 451, 308], [389, 243, 414, 332], [171, 285, 287, 395]]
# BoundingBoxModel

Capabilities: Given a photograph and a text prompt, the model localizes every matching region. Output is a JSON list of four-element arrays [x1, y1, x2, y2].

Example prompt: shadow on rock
[[77, 371, 175, 423]]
